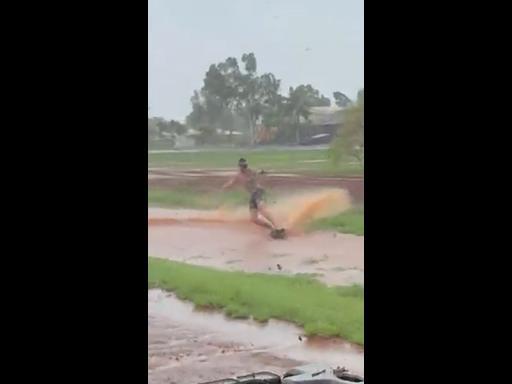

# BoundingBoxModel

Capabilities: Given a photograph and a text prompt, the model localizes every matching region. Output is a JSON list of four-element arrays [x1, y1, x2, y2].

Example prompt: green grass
[[148, 258, 363, 344], [148, 188, 248, 209], [307, 208, 364, 236], [148, 148, 363, 176]]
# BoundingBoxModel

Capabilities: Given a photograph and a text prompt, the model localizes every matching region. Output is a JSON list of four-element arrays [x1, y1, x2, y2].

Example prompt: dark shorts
[[249, 188, 265, 210]]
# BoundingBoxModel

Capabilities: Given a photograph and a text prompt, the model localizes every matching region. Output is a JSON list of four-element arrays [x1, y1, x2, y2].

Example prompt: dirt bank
[[148, 169, 364, 203]]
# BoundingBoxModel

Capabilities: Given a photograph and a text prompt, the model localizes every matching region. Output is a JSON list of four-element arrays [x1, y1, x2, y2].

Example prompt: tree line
[[148, 117, 186, 146], [185, 52, 353, 145], [149, 52, 363, 163]]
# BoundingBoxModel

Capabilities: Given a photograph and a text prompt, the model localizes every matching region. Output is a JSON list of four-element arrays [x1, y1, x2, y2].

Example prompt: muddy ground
[[147, 170, 364, 382], [148, 208, 363, 286], [148, 290, 364, 384]]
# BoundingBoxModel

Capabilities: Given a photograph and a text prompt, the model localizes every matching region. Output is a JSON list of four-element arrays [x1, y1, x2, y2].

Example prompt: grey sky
[[148, 0, 363, 121]]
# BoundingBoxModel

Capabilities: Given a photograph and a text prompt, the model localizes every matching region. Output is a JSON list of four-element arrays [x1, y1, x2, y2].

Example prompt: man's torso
[[237, 169, 261, 193]]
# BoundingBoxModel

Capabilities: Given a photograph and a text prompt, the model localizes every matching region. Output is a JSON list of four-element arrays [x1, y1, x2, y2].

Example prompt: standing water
[[148, 289, 363, 383]]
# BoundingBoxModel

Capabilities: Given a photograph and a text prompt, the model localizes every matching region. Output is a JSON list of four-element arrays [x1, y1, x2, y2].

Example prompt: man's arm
[[222, 175, 238, 190]]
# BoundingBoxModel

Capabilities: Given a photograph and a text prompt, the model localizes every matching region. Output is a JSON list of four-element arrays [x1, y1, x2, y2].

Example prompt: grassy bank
[[148, 258, 363, 344], [148, 188, 248, 209], [148, 148, 363, 176], [307, 207, 364, 236]]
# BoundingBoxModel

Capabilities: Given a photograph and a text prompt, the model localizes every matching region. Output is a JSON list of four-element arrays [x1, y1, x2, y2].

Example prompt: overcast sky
[[148, 0, 364, 121]]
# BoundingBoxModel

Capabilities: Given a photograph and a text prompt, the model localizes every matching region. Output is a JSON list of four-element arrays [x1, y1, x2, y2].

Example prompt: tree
[[187, 57, 241, 142], [333, 91, 352, 107], [147, 116, 187, 148], [185, 53, 339, 146], [329, 88, 364, 165], [148, 117, 159, 141], [284, 84, 331, 143], [238, 70, 282, 145], [241, 53, 256, 74], [169, 120, 187, 136], [155, 119, 170, 138], [261, 92, 286, 128], [234, 53, 279, 145], [195, 125, 218, 146], [186, 91, 206, 127], [189, 53, 282, 145]]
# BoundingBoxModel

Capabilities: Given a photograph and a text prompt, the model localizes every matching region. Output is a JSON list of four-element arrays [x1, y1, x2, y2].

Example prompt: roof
[[185, 128, 244, 136], [309, 106, 345, 114], [307, 106, 345, 126]]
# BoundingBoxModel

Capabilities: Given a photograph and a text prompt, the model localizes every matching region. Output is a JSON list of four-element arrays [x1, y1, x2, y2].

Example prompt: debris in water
[[298, 336, 303, 341]]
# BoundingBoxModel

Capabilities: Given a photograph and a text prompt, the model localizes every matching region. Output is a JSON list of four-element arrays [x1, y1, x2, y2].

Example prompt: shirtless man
[[222, 158, 282, 232]]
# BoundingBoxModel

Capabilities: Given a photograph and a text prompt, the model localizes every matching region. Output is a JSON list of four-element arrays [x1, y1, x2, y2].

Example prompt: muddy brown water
[[148, 289, 364, 384], [148, 208, 364, 286], [148, 204, 364, 382]]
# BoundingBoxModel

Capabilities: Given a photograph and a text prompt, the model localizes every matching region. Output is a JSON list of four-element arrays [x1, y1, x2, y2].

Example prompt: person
[[222, 158, 279, 230]]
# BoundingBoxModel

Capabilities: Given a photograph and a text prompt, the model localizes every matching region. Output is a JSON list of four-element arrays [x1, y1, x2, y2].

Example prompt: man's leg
[[250, 208, 274, 229], [257, 202, 278, 229]]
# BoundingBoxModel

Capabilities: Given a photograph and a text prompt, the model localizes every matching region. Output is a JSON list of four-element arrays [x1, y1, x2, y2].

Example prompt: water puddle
[[148, 289, 364, 375]]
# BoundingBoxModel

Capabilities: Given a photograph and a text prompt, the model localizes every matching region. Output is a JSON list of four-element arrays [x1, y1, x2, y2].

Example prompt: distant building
[[307, 106, 345, 126], [183, 128, 245, 146], [299, 106, 345, 145], [174, 134, 195, 148]]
